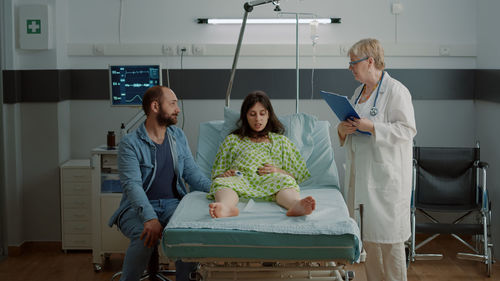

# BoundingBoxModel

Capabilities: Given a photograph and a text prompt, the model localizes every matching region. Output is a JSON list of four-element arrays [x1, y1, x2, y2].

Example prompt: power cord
[[179, 48, 186, 130], [311, 44, 316, 100], [310, 20, 319, 99], [118, 0, 124, 44]]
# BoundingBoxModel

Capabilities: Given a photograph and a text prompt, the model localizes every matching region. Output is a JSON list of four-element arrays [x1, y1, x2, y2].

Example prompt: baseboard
[[7, 245, 22, 257], [8, 241, 62, 257]]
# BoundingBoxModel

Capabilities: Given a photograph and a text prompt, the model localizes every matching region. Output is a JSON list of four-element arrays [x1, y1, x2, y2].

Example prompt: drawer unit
[[60, 159, 92, 250], [91, 147, 128, 271]]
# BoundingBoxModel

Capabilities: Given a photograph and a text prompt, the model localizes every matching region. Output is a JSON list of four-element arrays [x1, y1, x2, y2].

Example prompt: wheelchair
[[408, 144, 494, 277]]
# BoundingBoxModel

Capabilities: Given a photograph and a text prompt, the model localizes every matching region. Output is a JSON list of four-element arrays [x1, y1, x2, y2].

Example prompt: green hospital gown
[[208, 132, 311, 201]]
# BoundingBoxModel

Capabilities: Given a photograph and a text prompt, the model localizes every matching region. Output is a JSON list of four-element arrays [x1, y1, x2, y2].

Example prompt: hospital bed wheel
[[344, 270, 355, 280], [93, 263, 102, 272]]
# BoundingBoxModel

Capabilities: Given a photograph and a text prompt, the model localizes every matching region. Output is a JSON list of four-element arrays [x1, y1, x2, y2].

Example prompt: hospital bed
[[161, 108, 361, 281]]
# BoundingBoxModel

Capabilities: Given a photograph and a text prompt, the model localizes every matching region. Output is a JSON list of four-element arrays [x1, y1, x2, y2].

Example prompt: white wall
[[1, 0, 495, 254], [476, 0, 500, 261], [9, 0, 477, 70], [3, 104, 23, 246], [477, 0, 500, 68]]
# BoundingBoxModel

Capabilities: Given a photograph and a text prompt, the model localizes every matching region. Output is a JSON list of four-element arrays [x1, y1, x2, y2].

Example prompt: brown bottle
[[107, 131, 116, 149]]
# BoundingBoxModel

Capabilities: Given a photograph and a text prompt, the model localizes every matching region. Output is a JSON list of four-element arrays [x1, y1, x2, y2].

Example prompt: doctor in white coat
[[337, 38, 416, 281]]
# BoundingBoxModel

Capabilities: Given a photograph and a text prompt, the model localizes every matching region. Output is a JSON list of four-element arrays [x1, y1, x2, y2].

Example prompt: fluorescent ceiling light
[[197, 18, 340, 24]]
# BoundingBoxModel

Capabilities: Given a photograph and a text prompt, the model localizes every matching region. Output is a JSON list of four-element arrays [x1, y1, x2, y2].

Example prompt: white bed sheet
[[168, 189, 359, 238]]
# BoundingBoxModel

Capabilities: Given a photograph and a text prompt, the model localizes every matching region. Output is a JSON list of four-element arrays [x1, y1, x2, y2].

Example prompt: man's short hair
[[142, 86, 165, 116]]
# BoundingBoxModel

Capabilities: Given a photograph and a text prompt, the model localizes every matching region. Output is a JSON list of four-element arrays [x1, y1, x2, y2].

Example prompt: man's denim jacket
[[108, 122, 211, 227]]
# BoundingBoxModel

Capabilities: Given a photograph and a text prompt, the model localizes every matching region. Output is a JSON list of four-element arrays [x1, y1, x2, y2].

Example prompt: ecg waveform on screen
[[125, 95, 144, 103], [110, 65, 160, 106]]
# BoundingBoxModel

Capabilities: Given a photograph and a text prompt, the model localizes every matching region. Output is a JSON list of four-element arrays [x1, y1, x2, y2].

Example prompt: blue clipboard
[[320, 90, 371, 135]]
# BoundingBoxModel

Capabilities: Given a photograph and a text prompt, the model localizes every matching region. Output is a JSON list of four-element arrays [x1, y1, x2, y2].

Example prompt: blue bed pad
[[162, 111, 361, 262]]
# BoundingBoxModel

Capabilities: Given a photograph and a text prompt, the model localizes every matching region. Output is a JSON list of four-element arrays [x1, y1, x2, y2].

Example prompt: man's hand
[[140, 218, 163, 248], [217, 169, 237, 178]]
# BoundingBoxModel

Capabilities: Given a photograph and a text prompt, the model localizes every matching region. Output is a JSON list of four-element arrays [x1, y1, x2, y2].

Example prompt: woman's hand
[[217, 169, 237, 178], [258, 164, 293, 178]]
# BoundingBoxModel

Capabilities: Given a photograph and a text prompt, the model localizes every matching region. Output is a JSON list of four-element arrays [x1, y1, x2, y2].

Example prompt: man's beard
[[156, 107, 177, 127]]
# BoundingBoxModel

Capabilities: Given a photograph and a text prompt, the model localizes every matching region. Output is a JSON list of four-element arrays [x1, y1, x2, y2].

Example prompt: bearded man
[[109, 86, 211, 281]]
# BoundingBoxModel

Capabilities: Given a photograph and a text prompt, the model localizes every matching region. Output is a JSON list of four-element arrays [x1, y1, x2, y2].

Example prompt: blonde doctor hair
[[348, 38, 385, 70]]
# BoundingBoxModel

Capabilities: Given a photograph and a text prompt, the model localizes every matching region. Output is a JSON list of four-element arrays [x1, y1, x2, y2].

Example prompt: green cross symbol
[[27, 19, 41, 34]]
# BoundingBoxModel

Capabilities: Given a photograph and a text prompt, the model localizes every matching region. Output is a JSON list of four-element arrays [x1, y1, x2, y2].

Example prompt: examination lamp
[[213, 0, 341, 108], [224, 0, 282, 107]]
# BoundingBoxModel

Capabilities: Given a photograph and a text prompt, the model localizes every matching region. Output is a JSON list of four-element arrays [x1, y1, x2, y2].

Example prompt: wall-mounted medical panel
[[18, 4, 53, 50]]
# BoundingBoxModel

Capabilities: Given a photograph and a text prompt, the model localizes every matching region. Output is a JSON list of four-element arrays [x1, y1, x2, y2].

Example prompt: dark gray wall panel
[[2, 68, 489, 103], [2, 70, 22, 103], [475, 70, 500, 103], [3, 70, 72, 103], [389, 69, 475, 100], [168, 69, 230, 99], [70, 69, 108, 100]]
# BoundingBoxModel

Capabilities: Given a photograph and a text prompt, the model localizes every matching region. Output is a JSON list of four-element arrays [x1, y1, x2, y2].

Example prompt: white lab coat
[[341, 71, 417, 243]]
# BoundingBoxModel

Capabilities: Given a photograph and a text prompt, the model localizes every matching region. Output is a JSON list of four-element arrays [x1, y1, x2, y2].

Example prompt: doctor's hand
[[140, 218, 163, 248], [338, 120, 358, 139], [352, 118, 375, 134]]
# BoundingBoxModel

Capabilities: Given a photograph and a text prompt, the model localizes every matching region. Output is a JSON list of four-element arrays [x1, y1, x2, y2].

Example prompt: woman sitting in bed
[[208, 90, 316, 218]]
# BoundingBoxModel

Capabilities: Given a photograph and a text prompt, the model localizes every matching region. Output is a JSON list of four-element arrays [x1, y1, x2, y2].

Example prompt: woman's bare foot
[[209, 202, 240, 218], [286, 196, 316, 216]]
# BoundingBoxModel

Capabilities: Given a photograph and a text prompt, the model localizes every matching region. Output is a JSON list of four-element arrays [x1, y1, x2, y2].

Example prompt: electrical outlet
[[177, 44, 191, 56], [339, 44, 349, 56], [192, 44, 205, 56], [439, 46, 451, 56], [162, 44, 175, 56], [391, 3, 403, 15], [93, 44, 104, 55]]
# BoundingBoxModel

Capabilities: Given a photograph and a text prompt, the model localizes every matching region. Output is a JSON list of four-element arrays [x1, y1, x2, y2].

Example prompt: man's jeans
[[118, 198, 196, 281]]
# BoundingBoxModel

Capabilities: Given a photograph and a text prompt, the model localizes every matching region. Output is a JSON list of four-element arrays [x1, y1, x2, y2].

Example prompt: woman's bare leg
[[276, 188, 316, 216], [209, 188, 240, 218]]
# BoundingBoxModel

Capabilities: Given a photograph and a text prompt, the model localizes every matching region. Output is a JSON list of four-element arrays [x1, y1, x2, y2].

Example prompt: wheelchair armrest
[[479, 162, 489, 169]]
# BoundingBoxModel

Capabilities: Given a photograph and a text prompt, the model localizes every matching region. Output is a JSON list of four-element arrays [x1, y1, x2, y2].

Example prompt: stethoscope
[[354, 72, 385, 116]]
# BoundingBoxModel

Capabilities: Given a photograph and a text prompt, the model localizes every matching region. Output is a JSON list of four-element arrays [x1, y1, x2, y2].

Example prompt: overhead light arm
[[225, 0, 280, 107], [244, 0, 281, 12]]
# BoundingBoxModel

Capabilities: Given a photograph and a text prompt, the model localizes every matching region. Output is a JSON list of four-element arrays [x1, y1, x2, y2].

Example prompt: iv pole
[[225, 0, 281, 108], [278, 12, 316, 113]]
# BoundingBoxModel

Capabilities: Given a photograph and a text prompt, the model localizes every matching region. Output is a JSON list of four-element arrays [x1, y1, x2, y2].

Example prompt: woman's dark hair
[[233, 90, 284, 138]]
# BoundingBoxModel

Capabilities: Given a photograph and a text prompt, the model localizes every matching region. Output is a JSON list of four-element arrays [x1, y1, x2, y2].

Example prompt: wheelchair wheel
[[486, 246, 492, 277], [405, 244, 411, 269]]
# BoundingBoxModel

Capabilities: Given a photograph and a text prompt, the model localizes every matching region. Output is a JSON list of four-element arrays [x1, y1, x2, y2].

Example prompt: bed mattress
[[162, 188, 361, 263]]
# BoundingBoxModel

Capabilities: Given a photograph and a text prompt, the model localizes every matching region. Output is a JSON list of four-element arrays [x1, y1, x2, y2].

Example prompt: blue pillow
[[212, 107, 339, 189], [220, 107, 314, 159]]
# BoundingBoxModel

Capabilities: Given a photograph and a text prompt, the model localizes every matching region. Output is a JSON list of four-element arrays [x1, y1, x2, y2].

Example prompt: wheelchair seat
[[409, 145, 494, 277]]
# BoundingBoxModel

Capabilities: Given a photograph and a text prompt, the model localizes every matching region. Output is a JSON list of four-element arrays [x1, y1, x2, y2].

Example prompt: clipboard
[[320, 90, 371, 135]]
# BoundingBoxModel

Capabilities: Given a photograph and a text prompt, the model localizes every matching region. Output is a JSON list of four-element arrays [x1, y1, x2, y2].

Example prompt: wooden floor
[[0, 235, 498, 281]]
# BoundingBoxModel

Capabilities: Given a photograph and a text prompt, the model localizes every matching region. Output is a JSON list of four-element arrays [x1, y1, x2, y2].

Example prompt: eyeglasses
[[349, 56, 369, 66]]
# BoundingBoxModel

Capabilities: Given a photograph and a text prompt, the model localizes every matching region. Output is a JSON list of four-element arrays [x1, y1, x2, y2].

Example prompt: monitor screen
[[109, 65, 162, 106]]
